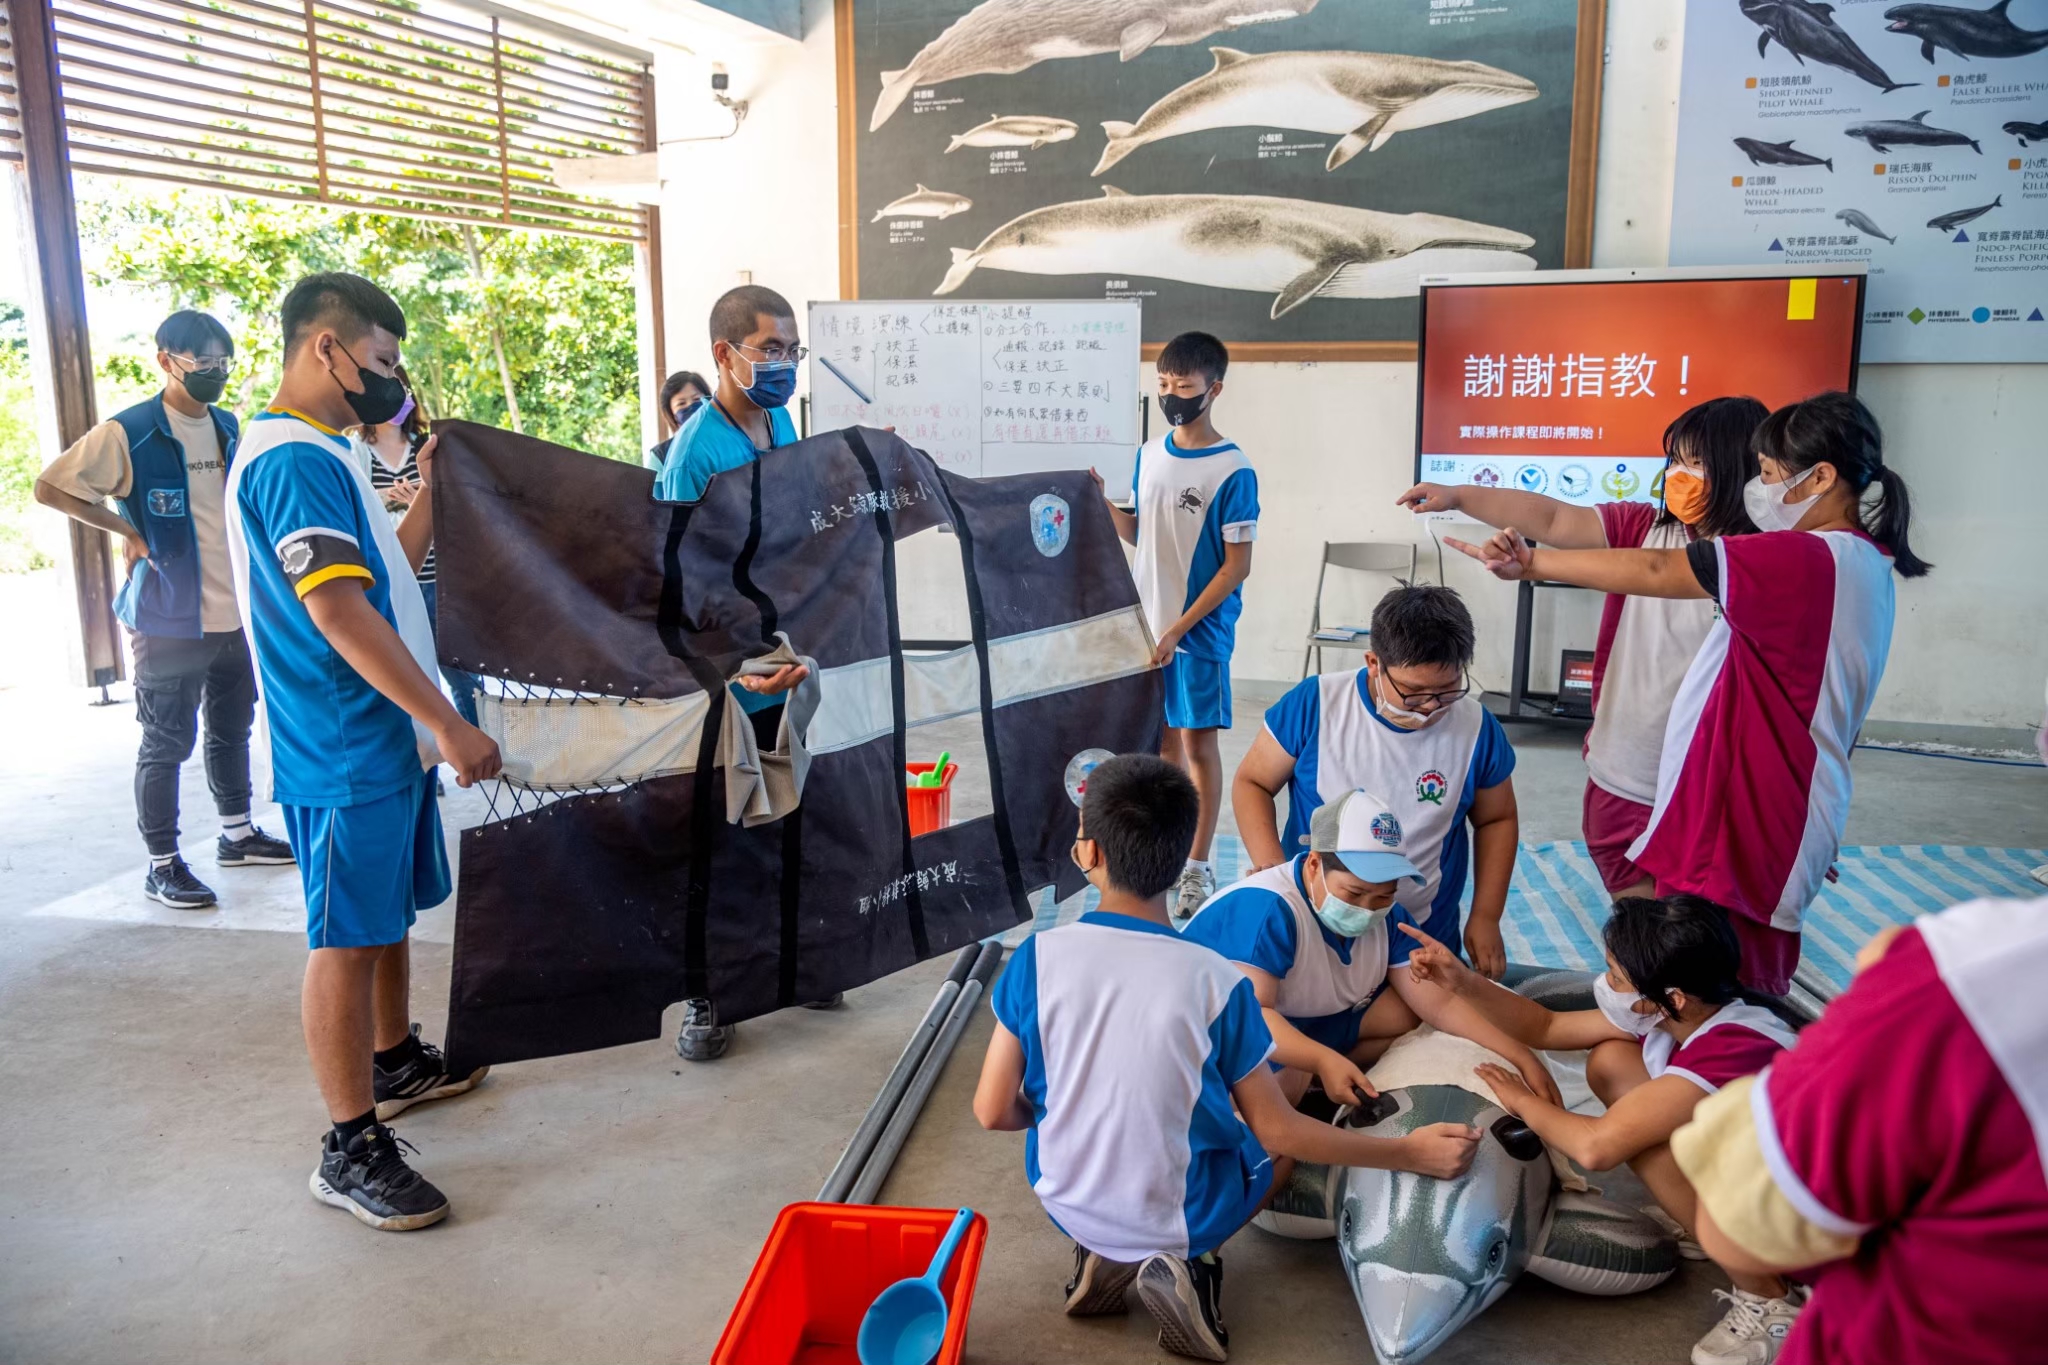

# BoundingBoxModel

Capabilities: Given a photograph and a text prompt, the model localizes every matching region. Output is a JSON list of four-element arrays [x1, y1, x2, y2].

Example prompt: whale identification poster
[[835, 0, 1605, 359], [1668, 0, 2048, 364]]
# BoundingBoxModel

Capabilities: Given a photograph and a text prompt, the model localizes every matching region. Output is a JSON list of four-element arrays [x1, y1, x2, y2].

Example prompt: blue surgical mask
[[732, 350, 797, 410], [1312, 865, 1387, 939]]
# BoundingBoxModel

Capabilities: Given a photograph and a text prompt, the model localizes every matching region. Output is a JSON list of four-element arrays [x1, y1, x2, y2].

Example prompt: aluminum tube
[[816, 945, 979, 1202], [847, 940, 1005, 1206]]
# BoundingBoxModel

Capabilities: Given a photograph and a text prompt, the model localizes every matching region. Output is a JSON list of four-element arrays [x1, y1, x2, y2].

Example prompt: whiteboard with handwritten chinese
[[807, 299, 1142, 486]]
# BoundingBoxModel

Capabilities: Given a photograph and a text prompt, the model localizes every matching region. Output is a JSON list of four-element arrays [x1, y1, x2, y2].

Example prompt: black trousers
[[131, 630, 256, 857]]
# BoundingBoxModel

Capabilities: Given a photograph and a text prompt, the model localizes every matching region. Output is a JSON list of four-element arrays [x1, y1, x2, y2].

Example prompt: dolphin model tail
[[934, 246, 977, 296], [1093, 121, 1140, 175], [871, 67, 916, 132], [1826, 156, 1835, 171], [945, 132, 967, 153]]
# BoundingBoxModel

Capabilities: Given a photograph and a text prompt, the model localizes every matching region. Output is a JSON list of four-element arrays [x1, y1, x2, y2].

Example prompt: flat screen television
[[1414, 266, 1865, 509]]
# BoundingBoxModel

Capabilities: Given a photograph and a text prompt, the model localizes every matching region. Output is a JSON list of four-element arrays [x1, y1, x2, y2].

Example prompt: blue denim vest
[[112, 394, 240, 639]]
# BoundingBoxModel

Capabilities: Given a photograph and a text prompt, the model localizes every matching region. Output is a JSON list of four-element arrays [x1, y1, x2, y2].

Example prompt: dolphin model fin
[[1328, 111, 1396, 169], [1209, 46, 1251, 68], [1119, 17, 1167, 61], [1526, 1193, 1680, 1297], [1100, 184, 1132, 198], [1094, 121, 1139, 175], [1758, 30, 1772, 58], [1273, 257, 1351, 319]]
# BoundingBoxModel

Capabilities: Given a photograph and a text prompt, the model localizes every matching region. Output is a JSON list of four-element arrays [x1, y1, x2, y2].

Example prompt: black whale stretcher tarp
[[427, 421, 1162, 1075]]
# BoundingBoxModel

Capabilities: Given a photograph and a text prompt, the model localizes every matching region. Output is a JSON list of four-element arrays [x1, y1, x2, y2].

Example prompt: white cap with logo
[[1309, 789, 1424, 885]]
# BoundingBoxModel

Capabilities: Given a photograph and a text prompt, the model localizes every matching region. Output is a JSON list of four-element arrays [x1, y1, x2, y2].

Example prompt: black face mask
[[330, 340, 409, 426], [1157, 388, 1212, 428], [178, 366, 228, 406]]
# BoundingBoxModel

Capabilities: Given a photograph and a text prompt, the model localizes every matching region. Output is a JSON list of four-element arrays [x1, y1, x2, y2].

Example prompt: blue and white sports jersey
[[226, 409, 439, 808], [1181, 857, 1390, 1021], [1130, 432, 1258, 662], [653, 398, 797, 503], [992, 912, 1275, 1262], [1263, 671, 1514, 962]]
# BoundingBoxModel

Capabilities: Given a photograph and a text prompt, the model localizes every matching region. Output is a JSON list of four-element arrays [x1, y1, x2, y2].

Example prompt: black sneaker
[[1137, 1252, 1229, 1362], [217, 826, 295, 867], [144, 856, 216, 909], [1064, 1244, 1140, 1317], [677, 998, 735, 1061], [800, 992, 845, 1011], [309, 1123, 449, 1231], [374, 1024, 489, 1122]]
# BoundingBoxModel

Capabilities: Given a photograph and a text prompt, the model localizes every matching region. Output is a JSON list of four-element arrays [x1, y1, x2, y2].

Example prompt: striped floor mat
[[1012, 837, 2048, 999]]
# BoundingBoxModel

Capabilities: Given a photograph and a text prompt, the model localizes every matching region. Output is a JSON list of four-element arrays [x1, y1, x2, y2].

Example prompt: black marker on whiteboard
[[819, 354, 874, 404]]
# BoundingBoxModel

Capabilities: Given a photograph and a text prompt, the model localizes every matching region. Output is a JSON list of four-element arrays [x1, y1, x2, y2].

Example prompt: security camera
[[711, 64, 729, 92]]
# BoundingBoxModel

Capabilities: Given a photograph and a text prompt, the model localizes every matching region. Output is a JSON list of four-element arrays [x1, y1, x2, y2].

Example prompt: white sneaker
[[1173, 864, 1215, 926], [1641, 1203, 1708, 1260], [1691, 1286, 1806, 1365]]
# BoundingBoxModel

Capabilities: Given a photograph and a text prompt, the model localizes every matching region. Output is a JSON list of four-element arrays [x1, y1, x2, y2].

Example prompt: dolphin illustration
[[934, 186, 1535, 317], [1847, 110, 1982, 152], [1928, 194, 2002, 231], [1734, 136, 1834, 169], [1742, 0, 1918, 90], [871, 184, 974, 222], [870, 0, 1319, 131], [946, 114, 1078, 152], [2007, 118, 2048, 145], [1837, 207, 1897, 242], [1885, 0, 2048, 60], [1092, 47, 1538, 175]]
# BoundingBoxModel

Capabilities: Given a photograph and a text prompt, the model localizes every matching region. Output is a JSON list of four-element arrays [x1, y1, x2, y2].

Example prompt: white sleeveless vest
[[1206, 860, 1389, 1019]]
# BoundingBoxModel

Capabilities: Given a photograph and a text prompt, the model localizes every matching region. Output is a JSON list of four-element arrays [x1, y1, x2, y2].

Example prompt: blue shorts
[[284, 774, 450, 950], [1162, 652, 1231, 731], [1191, 1128, 1277, 1257]]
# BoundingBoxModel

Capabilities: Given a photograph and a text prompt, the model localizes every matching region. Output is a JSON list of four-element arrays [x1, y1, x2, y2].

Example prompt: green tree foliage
[[0, 304, 52, 571], [75, 182, 641, 460]]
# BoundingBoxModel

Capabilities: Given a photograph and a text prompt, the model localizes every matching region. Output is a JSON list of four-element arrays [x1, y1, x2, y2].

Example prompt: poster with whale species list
[[835, 0, 1605, 359], [1668, 0, 2048, 363]]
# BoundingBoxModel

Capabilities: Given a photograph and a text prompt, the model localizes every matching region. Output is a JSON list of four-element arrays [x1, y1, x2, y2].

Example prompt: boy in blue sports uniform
[[1093, 332, 1257, 922], [227, 273, 502, 1232], [974, 755, 1480, 1362], [1233, 585, 1521, 981]]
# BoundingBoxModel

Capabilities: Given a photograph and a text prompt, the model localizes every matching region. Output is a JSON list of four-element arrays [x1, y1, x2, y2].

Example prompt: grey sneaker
[[1172, 864, 1215, 926], [1063, 1245, 1140, 1316], [677, 998, 735, 1061], [1137, 1252, 1228, 1361]]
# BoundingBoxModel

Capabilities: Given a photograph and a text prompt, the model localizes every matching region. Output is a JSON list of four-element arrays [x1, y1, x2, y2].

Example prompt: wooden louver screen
[[37, 0, 647, 240], [0, 1, 22, 163]]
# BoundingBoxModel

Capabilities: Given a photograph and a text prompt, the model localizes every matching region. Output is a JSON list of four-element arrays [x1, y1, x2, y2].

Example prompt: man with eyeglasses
[[1231, 584, 1521, 981], [35, 309, 294, 909], [652, 285, 804, 503]]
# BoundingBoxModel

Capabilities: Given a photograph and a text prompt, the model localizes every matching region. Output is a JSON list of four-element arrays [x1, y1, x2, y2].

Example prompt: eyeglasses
[[1382, 672, 1472, 709], [170, 353, 236, 376], [731, 340, 808, 365]]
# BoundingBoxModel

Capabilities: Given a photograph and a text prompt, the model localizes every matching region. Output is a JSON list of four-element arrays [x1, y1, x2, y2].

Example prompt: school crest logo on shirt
[[146, 488, 188, 518], [280, 540, 313, 576], [1029, 493, 1070, 557], [1370, 812, 1403, 846], [1415, 770, 1448, 806], [1176, 486, 1206, 515]]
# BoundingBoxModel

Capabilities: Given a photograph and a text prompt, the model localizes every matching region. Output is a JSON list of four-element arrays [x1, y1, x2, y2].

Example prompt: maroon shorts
[[1582, 781, 1654, 895], [1644, 872, 1804, 997]]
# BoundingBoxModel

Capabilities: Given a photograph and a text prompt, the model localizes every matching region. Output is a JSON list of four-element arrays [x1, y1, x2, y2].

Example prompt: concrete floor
[[2, 674, 2044, 1365]]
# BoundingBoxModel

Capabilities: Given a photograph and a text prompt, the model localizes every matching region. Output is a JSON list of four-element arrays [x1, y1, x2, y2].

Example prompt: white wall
[[653, 0, 2048, 734]]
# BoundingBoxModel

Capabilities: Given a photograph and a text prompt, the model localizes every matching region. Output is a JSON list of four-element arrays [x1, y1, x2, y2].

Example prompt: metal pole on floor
[[817, 944, 978, 1203], [847, 940, 1004, 1206]]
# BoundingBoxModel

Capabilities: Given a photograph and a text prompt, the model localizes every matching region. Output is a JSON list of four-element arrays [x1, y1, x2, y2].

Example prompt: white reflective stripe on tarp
[[482, 604, 1156, 790]]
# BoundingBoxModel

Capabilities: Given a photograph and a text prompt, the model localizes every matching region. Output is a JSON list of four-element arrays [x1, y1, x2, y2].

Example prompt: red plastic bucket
[[711, 1202, 988, 1365], [905, 761, 956, 837]]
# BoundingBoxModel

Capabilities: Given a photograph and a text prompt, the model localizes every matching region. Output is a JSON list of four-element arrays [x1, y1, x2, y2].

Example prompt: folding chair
[[1302, 541, 1417, 679]]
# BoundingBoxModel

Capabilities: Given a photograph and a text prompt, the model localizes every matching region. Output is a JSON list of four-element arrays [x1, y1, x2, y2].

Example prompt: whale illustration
[[1847, 110, 1982, 152], [1885, 0, 2048, 61], [1734, 136, 1833, 170], [1092, 47, 1538, 175], [1837, 207, 1897, 242], [870, 0, 1319, 131], [946, 114, 1078, 152], [2006, 118, 2048, 145], [1742, 0, 1918, 90], [1928, 194, 2002, 231], [871, 185, 974, 222], [934, 187, 1535, 317]]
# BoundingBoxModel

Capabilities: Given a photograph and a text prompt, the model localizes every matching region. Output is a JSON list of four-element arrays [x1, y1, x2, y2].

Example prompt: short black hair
[[1079, 754, 1198, 900], [1753, 390, 1930, 579], [1369, 584, 1474, 672], [1157, 331, 1227, 386], [1603, 894, 1743, 1018], [280, 272, 406, 359], [709, 285, 796, 348], [661, 370, 709, 411], [1657, 395, 1767, 539], [155, 309, 232, 357]]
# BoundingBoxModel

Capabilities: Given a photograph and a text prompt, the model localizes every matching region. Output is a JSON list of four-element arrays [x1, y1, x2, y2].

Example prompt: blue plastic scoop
[[856, 1207, 974, 1365]]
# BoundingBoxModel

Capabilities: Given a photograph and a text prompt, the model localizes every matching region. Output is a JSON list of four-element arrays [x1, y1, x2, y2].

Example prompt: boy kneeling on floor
[[973, 754, 1483, 1362]]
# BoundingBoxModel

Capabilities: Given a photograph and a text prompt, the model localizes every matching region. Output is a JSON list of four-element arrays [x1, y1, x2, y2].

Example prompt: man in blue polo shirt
[[652, 285, 801, 503], [228, 272, 501, 1233]]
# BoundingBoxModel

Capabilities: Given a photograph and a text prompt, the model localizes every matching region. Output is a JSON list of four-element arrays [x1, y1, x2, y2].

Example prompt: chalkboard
[[834, 0, 1604, 360], [806, 298, 1143, 486]]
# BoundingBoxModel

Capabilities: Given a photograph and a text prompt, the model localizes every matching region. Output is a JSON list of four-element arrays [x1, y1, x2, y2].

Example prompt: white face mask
[[1373, 670, 1438, 729], [1594, 974, 1661, 1036], [1742, 464, 1820, 533]]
